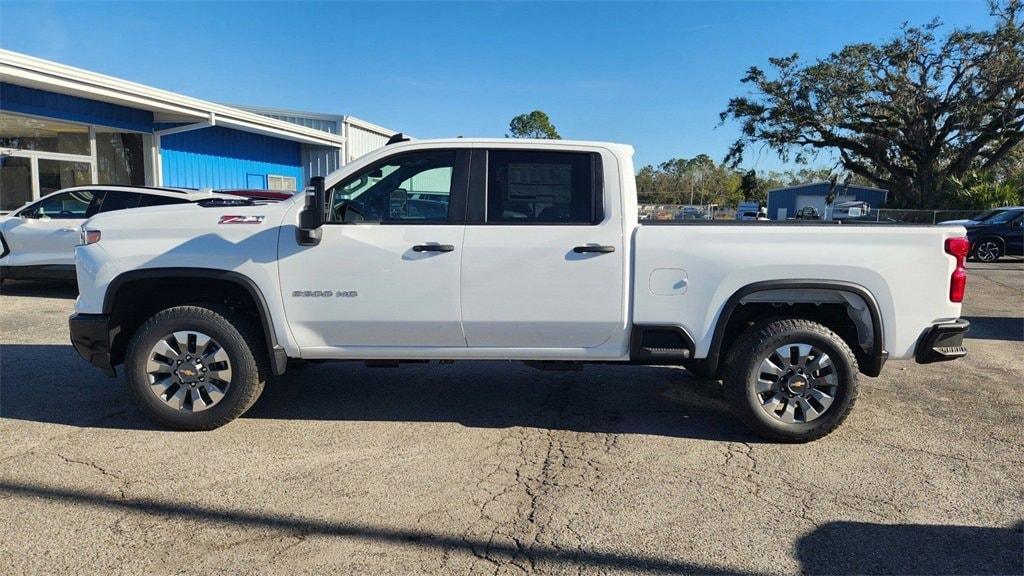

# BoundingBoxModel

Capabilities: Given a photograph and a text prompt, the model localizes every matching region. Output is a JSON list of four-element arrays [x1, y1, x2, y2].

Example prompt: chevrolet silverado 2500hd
[[69, 139, 971, 441]]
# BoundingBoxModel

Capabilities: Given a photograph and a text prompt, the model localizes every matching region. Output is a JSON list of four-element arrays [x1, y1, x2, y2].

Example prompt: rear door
[[460, 148, 626, 349]]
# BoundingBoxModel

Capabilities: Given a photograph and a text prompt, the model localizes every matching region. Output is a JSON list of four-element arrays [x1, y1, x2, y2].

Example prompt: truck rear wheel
[[124, 304, 267, 430], [724, 318, 858, 442]]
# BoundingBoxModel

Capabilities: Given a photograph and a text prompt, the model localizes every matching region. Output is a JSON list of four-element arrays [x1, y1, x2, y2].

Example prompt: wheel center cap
[[176, 362, 200, 382], [786, 374, 809, 395]]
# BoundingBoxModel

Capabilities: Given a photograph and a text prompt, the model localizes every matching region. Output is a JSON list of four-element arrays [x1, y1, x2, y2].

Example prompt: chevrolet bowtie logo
[[179, 369, 196, 378]]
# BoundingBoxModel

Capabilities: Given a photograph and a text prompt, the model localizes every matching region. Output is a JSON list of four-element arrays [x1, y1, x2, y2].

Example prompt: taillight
[[80, 229, 101, 245], [945, 237, 969, 303]]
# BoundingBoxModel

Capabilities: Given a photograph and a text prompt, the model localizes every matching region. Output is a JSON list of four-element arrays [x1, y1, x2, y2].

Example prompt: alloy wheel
[[146, 331, 232, 412], [975, 240, 1000, 262], [755, 343, 838, 424]]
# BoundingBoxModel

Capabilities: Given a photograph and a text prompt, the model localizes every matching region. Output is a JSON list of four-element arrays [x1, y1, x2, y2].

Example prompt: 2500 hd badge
[[292, 290, 358, 298]]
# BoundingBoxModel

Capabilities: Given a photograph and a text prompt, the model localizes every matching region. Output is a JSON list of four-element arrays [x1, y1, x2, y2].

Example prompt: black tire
[[971, 238, 1002, 263], [124, 304, 268, 430], [723, 318, 858, 442]]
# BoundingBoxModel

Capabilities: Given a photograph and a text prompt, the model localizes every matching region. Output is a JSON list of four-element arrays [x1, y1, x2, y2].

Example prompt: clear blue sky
[[0, 1, 993, 170]]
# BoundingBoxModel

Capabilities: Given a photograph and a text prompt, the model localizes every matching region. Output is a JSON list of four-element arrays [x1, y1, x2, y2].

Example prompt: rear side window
[[96, 191, 142, 212], [486, 151, 599, 224], [138, 194, 188, 208]]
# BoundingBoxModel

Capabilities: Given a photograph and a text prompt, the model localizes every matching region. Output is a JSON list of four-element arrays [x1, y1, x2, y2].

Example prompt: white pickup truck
[[69, 138, 971, 441]]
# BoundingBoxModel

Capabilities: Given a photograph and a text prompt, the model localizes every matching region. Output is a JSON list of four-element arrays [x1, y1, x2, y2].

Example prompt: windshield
[[970, 210, 999, 222]]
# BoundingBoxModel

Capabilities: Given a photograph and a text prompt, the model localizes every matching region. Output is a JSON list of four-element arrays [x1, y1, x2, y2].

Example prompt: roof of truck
[[383, 137, 635, 155]]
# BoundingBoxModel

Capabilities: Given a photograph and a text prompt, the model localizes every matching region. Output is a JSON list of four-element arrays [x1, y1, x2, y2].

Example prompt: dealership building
[[0, 49, 396, 212]]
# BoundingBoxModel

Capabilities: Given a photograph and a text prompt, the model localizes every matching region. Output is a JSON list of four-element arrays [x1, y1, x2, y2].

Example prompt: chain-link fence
[[639, 205, 985, 224], [873, 209, 981, 224]]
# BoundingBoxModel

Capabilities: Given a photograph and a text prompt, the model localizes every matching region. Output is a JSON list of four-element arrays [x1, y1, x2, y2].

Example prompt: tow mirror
[[297, 176, 325, 246]]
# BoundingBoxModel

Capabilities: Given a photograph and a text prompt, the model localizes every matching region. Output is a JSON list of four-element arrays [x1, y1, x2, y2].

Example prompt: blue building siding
[[160, 126, 302, 189], [767, 183, 888, 220], [0, 82, 153, 132]]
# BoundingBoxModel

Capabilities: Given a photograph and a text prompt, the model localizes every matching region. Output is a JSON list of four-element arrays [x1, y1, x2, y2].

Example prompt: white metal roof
[[766, 181, 889, 194], [0, 49, 344, 148]]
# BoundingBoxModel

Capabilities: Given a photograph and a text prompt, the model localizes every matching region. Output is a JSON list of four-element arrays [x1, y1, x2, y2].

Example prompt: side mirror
[[297, 176, 325, 246]]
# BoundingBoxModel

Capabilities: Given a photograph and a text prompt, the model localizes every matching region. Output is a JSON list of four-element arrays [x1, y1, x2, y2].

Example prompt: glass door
[[38, 158, 92, 197], [0, 156, 34, 212]]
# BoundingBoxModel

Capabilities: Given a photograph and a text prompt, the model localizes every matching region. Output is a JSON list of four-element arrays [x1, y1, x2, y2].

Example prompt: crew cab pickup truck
[[69, 138, 971, 441]]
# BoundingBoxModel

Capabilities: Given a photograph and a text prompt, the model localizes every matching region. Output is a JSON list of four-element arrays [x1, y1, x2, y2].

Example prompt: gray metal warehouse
[[766, 182, 889, 220]]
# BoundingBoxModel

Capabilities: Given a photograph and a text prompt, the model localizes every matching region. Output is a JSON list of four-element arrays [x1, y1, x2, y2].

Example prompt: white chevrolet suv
[[69, 138, 971, 441], [0, 185, 281, 282]]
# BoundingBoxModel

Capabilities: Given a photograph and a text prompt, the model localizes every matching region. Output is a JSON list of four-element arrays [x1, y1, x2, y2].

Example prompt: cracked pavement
[[1, 260, 1022, 575]]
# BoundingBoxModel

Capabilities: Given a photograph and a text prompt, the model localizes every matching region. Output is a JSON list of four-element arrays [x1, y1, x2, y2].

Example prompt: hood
[[938, 219, 976, 226]]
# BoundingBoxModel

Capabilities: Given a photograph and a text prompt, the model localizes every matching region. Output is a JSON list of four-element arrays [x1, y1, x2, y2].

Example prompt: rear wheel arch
[[103, 268, 286, 375], [705, 280, 885, 378]]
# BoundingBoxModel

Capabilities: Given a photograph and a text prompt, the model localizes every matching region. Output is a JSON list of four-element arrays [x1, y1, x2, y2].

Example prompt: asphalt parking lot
[[1, 261, 1022, 575]]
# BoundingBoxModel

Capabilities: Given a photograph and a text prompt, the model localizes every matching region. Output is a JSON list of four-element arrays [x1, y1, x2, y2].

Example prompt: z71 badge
[[219, 215, 265, 224]]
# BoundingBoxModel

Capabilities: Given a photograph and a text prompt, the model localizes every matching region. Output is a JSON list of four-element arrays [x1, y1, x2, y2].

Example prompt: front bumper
[[69, 313, 116, 377], [915, 319, 970, 364]]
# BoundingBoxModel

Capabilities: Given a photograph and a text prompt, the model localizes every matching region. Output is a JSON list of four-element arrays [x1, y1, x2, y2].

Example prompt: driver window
[[30, 190, 97, 219], [327, 150, 455, 223]]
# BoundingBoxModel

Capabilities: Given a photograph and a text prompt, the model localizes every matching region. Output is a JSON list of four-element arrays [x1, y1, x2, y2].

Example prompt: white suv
[[0, 185, 239, 282]]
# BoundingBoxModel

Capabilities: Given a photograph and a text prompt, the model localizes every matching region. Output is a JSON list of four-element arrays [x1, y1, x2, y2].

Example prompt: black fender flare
[[705, 280, 887, 377], [103, 268, 288, 375]]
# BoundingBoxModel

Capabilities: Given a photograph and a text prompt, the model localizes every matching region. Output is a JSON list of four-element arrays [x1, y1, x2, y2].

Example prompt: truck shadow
[[0, 479, 1019, 575], [963, 316, 1024, 342], [796, 520, 1024, 575], [0, 344, 758, 441]]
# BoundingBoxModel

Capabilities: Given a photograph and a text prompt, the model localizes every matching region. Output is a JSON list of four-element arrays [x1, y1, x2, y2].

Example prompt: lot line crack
[[55, 453, 129, 499]]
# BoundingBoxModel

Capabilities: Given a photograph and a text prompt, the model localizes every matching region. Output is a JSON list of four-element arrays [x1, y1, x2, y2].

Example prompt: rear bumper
[[69, 313, 116, 377], [915, 319, 970, 364]]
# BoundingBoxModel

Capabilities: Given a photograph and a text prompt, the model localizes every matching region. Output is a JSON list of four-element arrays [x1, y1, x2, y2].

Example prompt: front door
[[278, 148, 469, 350], [3, 189, 97, 268], [460, 149, 626, 349]]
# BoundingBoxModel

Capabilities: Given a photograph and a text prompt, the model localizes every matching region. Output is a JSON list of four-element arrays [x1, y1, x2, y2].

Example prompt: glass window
[[487, 151, 597, 224], [31, 190, 97, 219], [138, 194, 187, 208], [0, 112, 90, 155], [327, 150, 455, 223], [0, 156, 33, 212], [986, 210, 1023, 225], [96, 191, 143, 213], [96, 129, 145, 186], [38, 159, 92, 196], [268, 174, 297, 192]]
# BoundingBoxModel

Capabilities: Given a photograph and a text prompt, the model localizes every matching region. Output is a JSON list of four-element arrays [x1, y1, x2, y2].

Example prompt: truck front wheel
[[724, 318, 858, 442], [124, 304, 268, 430]]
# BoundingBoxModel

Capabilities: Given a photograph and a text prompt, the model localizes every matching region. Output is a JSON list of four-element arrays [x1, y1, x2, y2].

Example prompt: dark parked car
[[965, 207, 1024, 262], [793, 206, 822, 220]]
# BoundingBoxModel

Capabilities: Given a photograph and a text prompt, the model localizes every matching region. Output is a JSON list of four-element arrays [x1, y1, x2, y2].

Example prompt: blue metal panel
[[246, 174, 267, 189], [160, 126, 302, 189], [0, 82, 153, 132]]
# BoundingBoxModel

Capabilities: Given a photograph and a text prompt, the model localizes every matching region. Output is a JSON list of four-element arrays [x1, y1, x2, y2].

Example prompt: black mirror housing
[[297, 176, 325, 246]]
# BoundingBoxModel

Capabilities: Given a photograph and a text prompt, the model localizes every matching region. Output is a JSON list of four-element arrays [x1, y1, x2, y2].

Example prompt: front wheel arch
[[103, 268, 287, 375]]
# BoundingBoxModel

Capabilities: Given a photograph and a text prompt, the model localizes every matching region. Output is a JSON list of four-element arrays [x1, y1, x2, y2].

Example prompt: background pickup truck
[[69, 138, 971, 441]]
